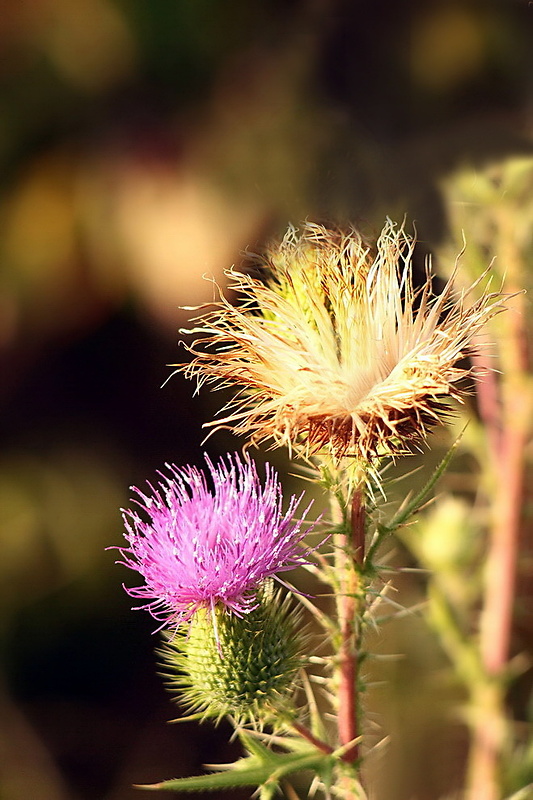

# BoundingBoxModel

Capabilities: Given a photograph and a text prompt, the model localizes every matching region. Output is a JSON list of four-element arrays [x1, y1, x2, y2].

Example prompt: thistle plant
[[115, 220, 507, 799]]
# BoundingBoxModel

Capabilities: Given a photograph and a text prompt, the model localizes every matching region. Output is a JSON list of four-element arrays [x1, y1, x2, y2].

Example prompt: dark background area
[[0, 2, 532, 799]]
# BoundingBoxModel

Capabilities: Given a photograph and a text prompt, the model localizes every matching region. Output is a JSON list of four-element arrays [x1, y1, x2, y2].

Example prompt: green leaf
[[136, 732, 334, 794], [137, 767, 272, 792]]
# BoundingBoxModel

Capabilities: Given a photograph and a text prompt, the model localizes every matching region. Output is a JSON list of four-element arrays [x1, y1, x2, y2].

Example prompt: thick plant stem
[[334, 486, 366, 768]]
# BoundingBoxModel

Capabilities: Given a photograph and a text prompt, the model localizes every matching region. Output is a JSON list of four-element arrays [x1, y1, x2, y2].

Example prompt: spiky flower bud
[[161, 589, 305, 726]]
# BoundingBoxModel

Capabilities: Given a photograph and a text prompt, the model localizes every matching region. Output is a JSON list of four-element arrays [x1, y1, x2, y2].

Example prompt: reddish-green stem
[[335, 489, 365, 766]]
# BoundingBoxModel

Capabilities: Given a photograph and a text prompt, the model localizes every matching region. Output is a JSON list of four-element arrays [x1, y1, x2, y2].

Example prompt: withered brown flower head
[[177, 220, 503, 462]]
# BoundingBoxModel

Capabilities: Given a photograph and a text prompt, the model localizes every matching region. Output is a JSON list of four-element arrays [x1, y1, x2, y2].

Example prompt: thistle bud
[[161, 589, 305, 726]]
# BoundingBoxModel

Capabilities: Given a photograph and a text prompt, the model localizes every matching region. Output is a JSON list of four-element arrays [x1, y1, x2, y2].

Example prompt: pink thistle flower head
[[116, 454, 317, 629]]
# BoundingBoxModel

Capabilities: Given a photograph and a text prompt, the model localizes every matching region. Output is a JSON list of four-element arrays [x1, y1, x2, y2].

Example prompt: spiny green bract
[[160, 590, 305, 726]]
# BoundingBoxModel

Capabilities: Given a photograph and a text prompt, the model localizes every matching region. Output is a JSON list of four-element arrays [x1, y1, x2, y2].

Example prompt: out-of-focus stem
[[468, 383, 528, 800], [467, 213, 530, 800], [479, 214, 529, 676], [467, 416, 526, 800], [470, 350, 502, 463], [480, 421, 526, 676]]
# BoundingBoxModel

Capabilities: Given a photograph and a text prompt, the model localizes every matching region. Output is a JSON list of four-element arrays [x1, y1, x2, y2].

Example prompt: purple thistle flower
[[116, 454, 317, 629]]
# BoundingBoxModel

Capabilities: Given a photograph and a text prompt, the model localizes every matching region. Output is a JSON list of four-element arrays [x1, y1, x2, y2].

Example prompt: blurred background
[[1, 1, 532, 799]]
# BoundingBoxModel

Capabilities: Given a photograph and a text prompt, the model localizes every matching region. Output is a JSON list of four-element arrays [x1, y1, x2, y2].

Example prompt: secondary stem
[[290, 720, 334, 756]]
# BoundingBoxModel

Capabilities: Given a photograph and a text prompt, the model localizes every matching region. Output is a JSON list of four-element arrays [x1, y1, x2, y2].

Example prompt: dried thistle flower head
[[178, 220, 504, 462]]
